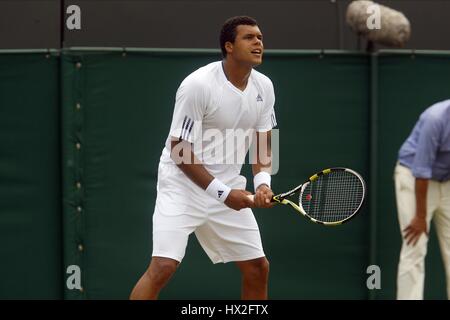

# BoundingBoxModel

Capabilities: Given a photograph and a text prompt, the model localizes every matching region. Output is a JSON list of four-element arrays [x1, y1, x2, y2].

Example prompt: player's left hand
[[254, 184, 275, 209]]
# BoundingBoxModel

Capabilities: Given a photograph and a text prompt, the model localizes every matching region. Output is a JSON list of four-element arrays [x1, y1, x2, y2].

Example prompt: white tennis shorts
[[152, 162, 265, 264]]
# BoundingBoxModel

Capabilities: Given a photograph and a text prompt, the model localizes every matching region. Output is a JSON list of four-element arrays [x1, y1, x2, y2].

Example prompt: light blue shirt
[[398, 99, 450, 182]]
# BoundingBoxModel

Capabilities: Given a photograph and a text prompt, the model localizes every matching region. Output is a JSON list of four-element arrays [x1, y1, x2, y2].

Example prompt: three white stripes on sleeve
[[180, 115, 194, 141]]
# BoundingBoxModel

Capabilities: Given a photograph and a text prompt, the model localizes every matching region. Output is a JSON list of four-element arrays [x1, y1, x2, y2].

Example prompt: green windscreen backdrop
[[1, 49, 449, 299], [0, 52, 62, 299]]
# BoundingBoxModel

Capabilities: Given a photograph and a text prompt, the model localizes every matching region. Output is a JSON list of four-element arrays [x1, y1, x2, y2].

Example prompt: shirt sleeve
[[411, 115, 441, 179], [168, 78, 206, 143], [255, 79, 277, 132]]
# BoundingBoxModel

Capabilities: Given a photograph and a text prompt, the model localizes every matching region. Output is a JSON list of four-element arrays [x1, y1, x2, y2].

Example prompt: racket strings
[[300, 171, 364, 223]]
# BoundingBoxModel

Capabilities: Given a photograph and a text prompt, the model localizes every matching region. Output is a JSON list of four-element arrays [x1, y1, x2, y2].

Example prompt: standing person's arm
[[403, 116, 441, 246], [404, 178, 429, 246]]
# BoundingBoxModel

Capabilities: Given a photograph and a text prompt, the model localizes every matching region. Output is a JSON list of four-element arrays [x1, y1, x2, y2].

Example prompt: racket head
[[295, 168, 366, 225]]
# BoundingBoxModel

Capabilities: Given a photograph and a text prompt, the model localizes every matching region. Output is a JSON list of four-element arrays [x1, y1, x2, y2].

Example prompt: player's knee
[[243, 257, 270, 279], [258, 258, 270, 276], [147, 259, 178, 284]]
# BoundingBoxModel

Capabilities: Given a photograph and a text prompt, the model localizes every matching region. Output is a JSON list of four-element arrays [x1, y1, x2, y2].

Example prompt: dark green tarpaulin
[[0, 49, 449, 299]]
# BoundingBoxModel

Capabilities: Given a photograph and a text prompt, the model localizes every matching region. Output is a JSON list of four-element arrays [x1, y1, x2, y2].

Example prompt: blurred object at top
[[346, 0, 411, 48]]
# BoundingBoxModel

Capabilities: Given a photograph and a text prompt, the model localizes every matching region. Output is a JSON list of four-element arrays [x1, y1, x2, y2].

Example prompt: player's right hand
[[225, 189, 255, 211]]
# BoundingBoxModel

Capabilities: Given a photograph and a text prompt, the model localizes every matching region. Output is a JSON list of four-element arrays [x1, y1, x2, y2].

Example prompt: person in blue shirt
[[394, 99, 450, 300]]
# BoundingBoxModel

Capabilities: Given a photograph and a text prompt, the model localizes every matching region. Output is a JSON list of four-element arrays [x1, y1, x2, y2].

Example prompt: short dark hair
[[220, 16, 258, 58]]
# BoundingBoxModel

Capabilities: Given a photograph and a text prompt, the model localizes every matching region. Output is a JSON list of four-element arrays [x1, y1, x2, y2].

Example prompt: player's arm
[[170, 138, 254, 211], [251, 131, 275, 208]]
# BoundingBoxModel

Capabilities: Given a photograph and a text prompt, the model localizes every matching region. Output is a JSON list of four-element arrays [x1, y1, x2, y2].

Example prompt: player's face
[[228, 25, 264, 66]]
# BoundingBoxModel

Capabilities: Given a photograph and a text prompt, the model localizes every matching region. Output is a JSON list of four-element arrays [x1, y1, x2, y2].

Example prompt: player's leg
[[130, 226, 193, 300], [130, 162, 205, 299], [433, 180, 450, 299], [196, 218, 270, 300], [195, 215, 269, 300], [235, 257, 269, 300], [394, 163, 436, 299], [130, 256, 179, 300], [195, 175, 268, 299]]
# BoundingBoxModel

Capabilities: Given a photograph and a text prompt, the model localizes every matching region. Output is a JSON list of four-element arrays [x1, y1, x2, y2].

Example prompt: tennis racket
[[249, 167, 366, 226]]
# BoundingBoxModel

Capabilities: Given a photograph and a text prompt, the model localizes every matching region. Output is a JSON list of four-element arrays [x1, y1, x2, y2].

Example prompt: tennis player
[[130, 16, 277, 300]]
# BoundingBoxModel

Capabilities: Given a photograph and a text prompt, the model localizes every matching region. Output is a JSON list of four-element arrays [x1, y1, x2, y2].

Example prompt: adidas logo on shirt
[[218, 190, 224, 198], [256, 94, 263, 102]]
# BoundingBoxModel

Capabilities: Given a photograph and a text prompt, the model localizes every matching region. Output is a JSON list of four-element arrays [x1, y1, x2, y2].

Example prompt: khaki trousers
[[394, 163, 450, 300]]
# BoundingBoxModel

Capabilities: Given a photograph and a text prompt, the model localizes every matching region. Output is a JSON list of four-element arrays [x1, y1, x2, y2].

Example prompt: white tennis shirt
[[159, 61, 277, 181]]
